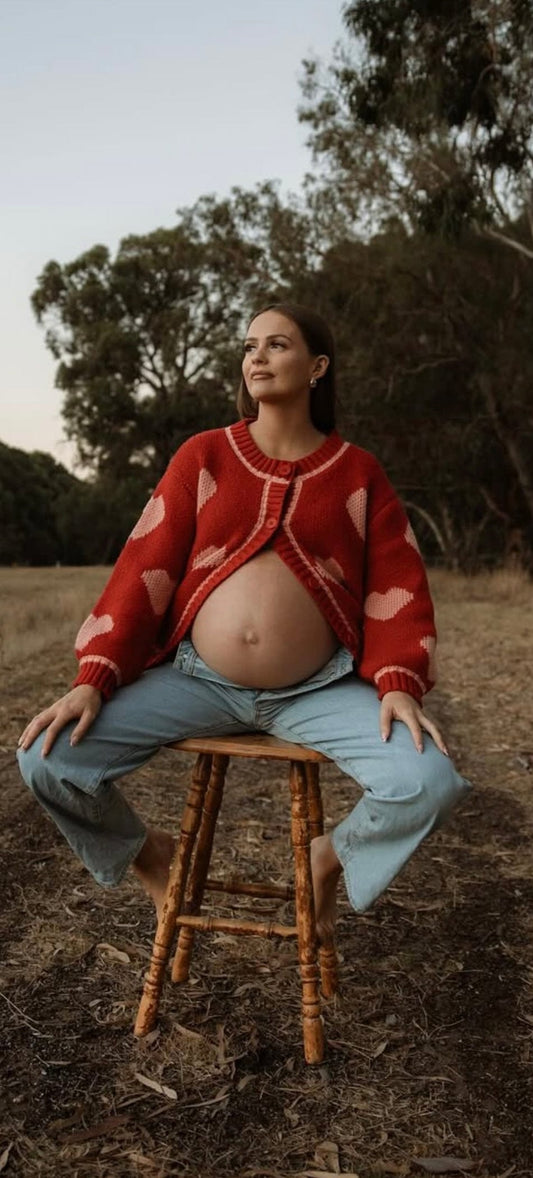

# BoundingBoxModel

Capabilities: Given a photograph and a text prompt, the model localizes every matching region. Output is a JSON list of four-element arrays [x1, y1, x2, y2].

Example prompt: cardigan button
[[279, 462, 292, 476], [266, 516, 277, 529]]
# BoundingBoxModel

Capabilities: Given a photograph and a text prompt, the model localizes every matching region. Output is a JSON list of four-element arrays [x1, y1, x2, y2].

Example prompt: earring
[[310, 377, 318, 388]]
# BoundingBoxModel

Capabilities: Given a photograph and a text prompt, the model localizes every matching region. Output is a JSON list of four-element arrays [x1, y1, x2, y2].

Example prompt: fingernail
[[381, 734, 387, 743], [443, 746, 449, 757], [417, 745, 423, 754], [70, 738, 77, 747]]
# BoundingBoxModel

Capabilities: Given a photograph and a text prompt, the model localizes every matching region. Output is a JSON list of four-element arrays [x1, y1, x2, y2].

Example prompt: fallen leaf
[[47, 1110, 83, 1134], [173, 1022, 205, 1040], [0, 1144, 13, 1173], [134, 1072, 177, 1101], [142, 1027, 160, 1046], [244, 1170, 293, 1177], [373, 1039, 389, 1058], [182, 1084, 231, 1109], [413, 1159, 475, 1174], [216, 1022, 228, 1067], [57, 1115, 129, 1145], [371, 1163, 409, 1175], [97, 942, 131, 965], [234, 982, 263, 996], [300, 1172, 360, 1178], [314, 1141, 340, 1173], [237, 1074, 256, 1092]]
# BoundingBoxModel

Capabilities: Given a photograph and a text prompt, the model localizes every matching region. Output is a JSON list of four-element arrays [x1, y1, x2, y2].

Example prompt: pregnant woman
[[17, 303, 470, 942]]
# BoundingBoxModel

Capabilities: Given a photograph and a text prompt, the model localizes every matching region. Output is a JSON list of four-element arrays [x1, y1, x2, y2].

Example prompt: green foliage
[[293, 0, 533, 568], [308, 222, 533, 568], [299, 0, 533, 237], [31, 184, 316, 483], [0, 442, 149, 566], [0, 443, 77, 565], [53, 475, 148, 565]]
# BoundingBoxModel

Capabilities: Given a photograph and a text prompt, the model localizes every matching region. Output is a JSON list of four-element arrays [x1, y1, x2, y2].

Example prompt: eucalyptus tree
[[299, 0, 533, 246], [311, 221, 533, 568], [31, 183, 315, 482], [297, 1, 533, 564]]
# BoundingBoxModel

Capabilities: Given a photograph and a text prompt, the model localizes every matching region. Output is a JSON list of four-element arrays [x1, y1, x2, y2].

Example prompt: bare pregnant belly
[[190, 549, 339, 687]]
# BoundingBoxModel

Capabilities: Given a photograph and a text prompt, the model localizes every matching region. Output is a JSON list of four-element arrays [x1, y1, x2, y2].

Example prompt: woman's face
[[242, 310, 326, 407]]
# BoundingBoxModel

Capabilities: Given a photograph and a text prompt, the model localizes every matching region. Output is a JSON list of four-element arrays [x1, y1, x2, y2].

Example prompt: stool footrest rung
[[175, 914, 298, 939], [204, 877, 294, 901]]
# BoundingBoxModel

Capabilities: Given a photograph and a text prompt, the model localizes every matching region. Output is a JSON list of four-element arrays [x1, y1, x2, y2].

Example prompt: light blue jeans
[[17, 640, 470, 912]]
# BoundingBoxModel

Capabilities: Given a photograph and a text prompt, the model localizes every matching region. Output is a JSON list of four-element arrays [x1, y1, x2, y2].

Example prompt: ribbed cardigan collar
[[228, 419, 345, 476]]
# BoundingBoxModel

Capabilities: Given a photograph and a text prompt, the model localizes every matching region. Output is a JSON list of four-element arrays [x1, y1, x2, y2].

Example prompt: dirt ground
[[1, 571, 532, 1177]]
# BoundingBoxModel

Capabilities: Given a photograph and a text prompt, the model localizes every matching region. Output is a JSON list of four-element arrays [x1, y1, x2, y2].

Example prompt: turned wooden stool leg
[[172, 753, 229, 983], [134, 752, 213, 1037], [290, 760, 324, 1064], [305, 763, 339, 1000]]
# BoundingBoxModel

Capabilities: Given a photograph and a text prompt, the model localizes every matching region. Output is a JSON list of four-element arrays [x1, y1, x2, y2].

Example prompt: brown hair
[[236, 302, 337, 433]]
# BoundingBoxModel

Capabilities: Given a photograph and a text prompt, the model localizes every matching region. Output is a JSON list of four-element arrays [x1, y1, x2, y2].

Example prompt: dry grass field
[[0, 567, 109, 666], [1, 566, 532, 1177]]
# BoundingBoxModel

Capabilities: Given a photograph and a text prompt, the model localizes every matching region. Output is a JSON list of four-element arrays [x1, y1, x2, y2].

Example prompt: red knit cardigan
[[73, 420, 437, 703]]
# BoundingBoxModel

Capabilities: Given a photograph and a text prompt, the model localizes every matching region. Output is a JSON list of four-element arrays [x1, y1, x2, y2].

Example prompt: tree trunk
[[477, 373, 533, 527]]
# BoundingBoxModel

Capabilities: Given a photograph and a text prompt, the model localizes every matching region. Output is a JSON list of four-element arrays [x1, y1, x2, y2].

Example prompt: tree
[[305, 221, 533, 568], [54, 474, 149, 565], [0, 443, 77, 564], [297, 1, 533, 567], [299, 0, 533, 245], [0, 441, 151, 566], [31, 183, 315, 483]]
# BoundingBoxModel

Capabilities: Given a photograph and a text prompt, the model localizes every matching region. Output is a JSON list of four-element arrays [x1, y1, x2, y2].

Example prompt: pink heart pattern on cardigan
[[192, 545, 227, 570], [346, 488, 367, 540], [197, 469, 218, 514], [364, 587, 414, 620], [141, 569, 175, 616], [76, 612, 114, 650], [129, 495, 165, 540]]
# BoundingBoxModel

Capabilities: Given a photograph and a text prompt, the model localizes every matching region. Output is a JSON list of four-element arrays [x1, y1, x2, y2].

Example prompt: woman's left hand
[[380, 690, 448, 756]]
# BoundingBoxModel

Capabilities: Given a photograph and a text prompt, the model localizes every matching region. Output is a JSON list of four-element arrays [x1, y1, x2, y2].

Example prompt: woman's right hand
[[18, 685, 103, 757]]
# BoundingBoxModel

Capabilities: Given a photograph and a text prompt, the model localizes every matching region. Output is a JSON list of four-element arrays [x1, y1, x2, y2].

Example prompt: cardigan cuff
[[375, 669, 425, 703], [73, 660, 119, 701]]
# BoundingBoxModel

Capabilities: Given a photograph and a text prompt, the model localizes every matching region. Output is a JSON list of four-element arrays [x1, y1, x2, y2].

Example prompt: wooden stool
[[134, 734, 339, 1063]]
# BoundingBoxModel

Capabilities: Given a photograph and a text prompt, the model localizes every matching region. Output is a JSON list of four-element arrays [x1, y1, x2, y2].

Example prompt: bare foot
[[310, 834, 342, 944], [133, 828, 176, 922]]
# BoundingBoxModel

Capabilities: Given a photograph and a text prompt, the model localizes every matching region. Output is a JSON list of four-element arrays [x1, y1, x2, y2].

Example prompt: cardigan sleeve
[[72, 450, 197, 699], [357, 467, 437, 703]]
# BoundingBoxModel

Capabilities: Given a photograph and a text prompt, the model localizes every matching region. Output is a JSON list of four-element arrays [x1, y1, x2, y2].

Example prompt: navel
[[242, 628, 260, 646]]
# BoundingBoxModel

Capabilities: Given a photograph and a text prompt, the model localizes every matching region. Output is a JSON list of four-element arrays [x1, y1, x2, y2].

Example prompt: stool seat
[[134, 733, 339, 1063], [171, 733, 330, 762]]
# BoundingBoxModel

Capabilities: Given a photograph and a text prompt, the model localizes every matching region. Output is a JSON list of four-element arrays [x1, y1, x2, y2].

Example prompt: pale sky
[[1, 0, 345, 470]]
